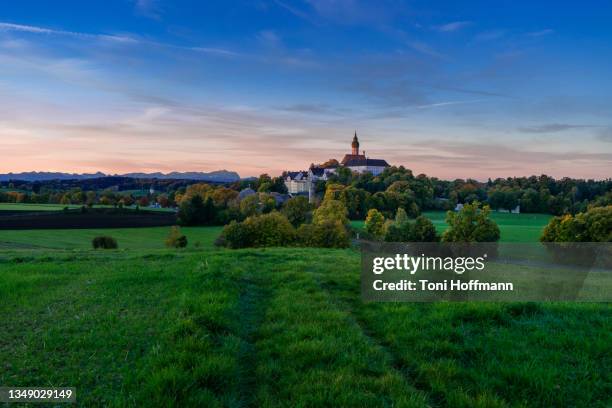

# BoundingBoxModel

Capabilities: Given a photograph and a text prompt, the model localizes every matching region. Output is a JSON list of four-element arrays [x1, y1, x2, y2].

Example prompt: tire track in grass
[[235, 253, 273, 408], [306, 254, 513, 408], [304, 258, 440, 408], [252, 252, 430, 407]]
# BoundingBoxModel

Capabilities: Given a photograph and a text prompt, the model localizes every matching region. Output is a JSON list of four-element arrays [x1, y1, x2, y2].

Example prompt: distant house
[[238, 188, 256, 200], [284, 171, 309, 194], [454, 203, 464, 212], [269, 192, 290, 205]]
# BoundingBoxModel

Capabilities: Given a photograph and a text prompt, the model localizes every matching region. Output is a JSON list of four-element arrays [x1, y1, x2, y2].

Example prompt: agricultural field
[[0, 219, 609, 407], [0, 203, 174, 212], [0, 203, 83, 211], [352, 211, 552, 242]]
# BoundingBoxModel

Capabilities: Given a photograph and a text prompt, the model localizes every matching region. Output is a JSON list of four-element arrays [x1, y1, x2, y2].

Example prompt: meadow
[[0, 214, 610, 407], [352, 211, 552, 243], [0, 203, 174, 212]]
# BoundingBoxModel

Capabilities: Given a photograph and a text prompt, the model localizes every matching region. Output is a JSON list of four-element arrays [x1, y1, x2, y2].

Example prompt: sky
[[0, 0, 611, 180]]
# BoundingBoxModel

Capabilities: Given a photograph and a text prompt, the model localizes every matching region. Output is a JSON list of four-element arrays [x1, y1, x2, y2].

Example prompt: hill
[[0, 170, 241, 183]]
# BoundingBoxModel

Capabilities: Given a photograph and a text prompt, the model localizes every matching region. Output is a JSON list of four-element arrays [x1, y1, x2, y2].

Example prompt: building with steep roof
[[340, 132, 390, 175], [284, 132, 391, 200]]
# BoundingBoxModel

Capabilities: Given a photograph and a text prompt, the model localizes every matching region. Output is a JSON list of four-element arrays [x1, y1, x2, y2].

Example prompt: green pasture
[[0, 203, 83, 211], [0, 245, 609, 407], [0, 226, 222, 251], [351, 211, 552, 242], [0, 203, 174, 212]]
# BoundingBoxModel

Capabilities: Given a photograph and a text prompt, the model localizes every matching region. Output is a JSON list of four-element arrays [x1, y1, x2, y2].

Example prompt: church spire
[[351, 131, 360, 155]]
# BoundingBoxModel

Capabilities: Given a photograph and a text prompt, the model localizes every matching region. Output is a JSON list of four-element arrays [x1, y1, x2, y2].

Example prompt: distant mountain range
[[0, 170, 241, 183]]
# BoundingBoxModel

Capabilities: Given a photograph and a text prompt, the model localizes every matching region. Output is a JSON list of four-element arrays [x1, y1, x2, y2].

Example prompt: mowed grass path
[[351, 211, 552, 242], [0, 247, 610, 407]]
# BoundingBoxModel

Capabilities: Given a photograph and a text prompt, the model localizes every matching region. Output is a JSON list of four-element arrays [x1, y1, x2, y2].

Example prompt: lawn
[[351, 211, 552, 242], [0, 244, 609, 407]]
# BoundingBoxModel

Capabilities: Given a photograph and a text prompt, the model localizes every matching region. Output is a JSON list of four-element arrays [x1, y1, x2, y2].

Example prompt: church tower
[[351, 131, 360, 155]]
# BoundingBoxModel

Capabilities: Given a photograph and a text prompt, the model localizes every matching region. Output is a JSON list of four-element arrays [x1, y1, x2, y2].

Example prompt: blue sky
[[0, 0, 610, 179]]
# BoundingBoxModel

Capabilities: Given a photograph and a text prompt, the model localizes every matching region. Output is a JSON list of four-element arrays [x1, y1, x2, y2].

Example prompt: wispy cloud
[[416, 100, 484, 109], [273, 0, 317, 24], [474, 29, 505, 42], [0, 22, 136, 43], [133, 0, 163, 20], [517, 123, 596, 133], [408, 41, 447, 59], [257, 30, 282, 48], [433, 21, 471, 32], [526, 29, 554, 37], [597, 127, 612, 143]]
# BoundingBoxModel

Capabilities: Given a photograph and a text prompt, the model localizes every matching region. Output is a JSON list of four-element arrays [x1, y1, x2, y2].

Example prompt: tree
[[313, 199, 349, 226], [394, 208, 408, 225], [541, 205, 611, 242], [442, 202, 500, 242], [365, 209, 385, 239], [297, 220, 349, 248], [178, 195, 216, 226], [138, 196, 150, 207], [282, 196, 312, 227], [412, 215, 438, 242], [165, 226, 188, 248]]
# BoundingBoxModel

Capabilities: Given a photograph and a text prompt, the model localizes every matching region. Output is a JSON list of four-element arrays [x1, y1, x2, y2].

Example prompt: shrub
[[218, 212, 296, 248], [242, 212, 296, 247], [297, 220, 350, 248], [92, 236, 118, 249], [442, 202, 500, 243], [384, 215, 439, 242], [165, 226, 188, 248], [282, 196, 312, 226], [413, 215, 438, 242], [541, 205, 612, 242], [365, 209, 386, 239]]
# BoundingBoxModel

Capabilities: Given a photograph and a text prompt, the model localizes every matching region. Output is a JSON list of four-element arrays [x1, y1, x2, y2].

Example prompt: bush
[[282, 196, 312, 226], [297, 220, 350, 248], [365, 209, 386, 238], [218, 212, 296, 248], [384, 215, 439, 242], [541, 205, 612, 242], [413, 215, 438, 242], [442, 202, 500, 243], [165, 226, 188, 248], [92, 236, 118, 249]]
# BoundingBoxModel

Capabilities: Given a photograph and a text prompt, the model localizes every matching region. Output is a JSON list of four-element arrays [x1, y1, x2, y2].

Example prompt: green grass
[[351, 211, 552, 242], [0, 203, 84, 211], [0, 226, 222, 250], [0, 245, 609, 407], [0, 203, 174, 212]]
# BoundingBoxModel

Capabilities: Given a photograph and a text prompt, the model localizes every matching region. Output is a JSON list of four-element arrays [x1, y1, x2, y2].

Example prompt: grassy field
[[351, 211, 552, 242], [0, 226, 222, 250], [0, 203, 174, 212], [0, 244, 609, 407], [0, 217, 609, 407]]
